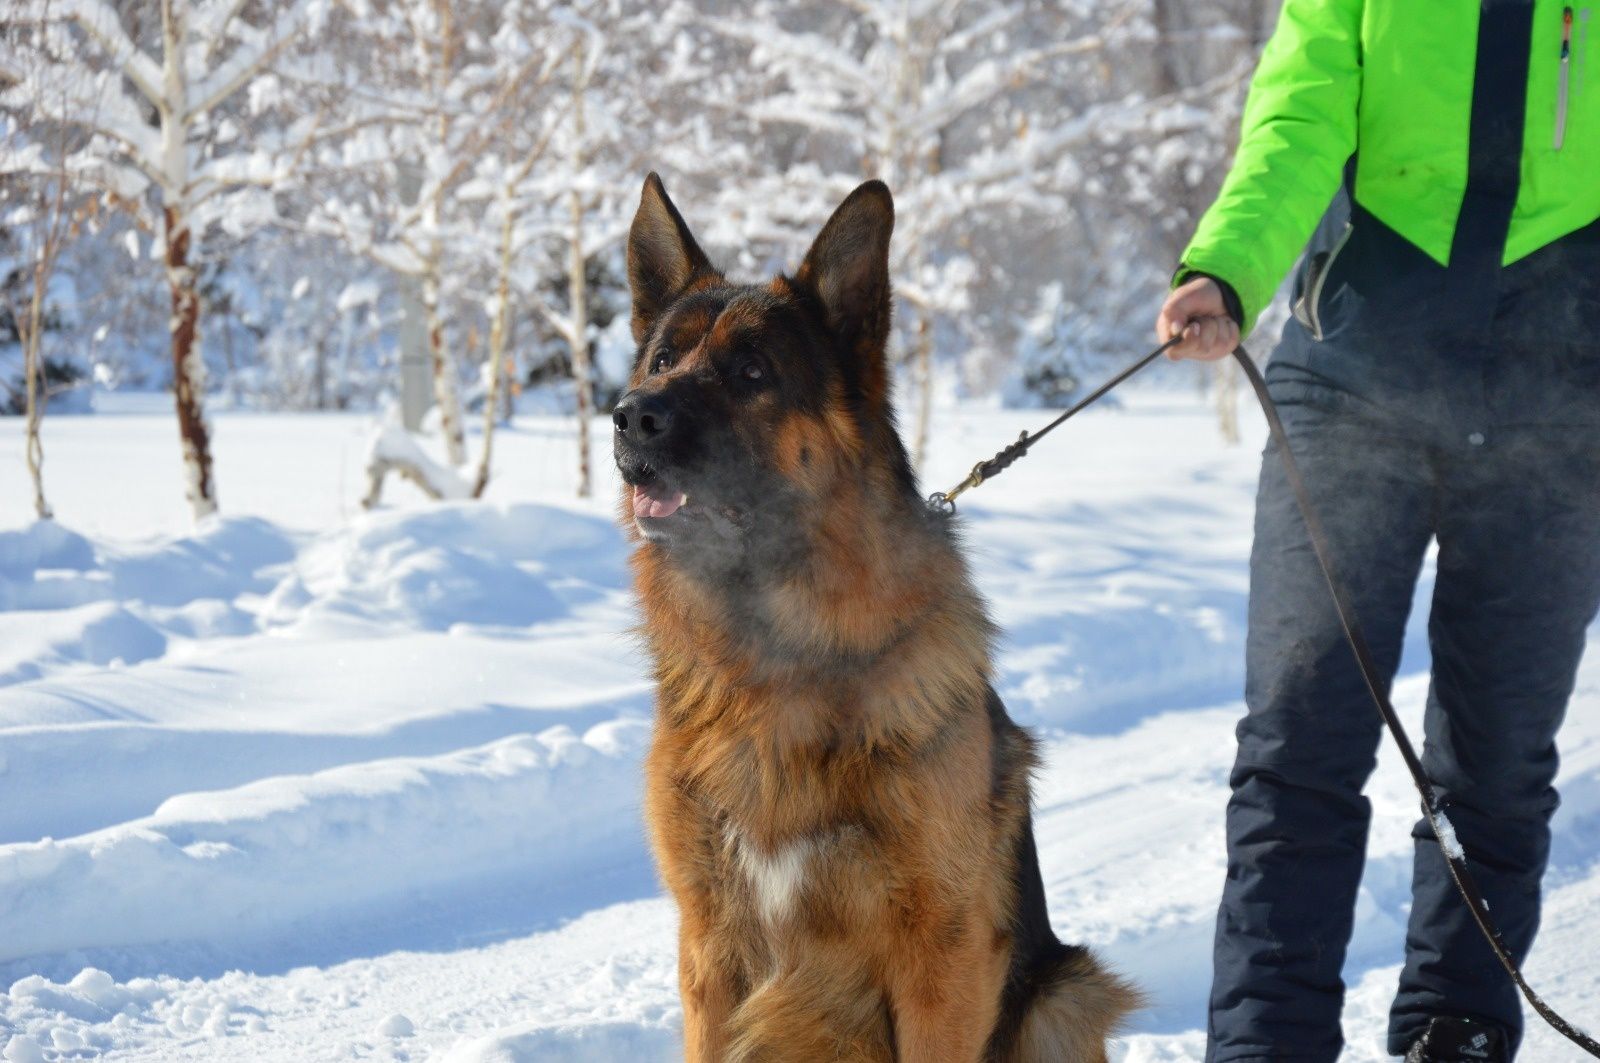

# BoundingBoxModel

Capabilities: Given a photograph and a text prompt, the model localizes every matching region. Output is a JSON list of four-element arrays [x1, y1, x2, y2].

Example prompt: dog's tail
[[992, 944, 1143, 1063], [990, 799, 1144, 1062]]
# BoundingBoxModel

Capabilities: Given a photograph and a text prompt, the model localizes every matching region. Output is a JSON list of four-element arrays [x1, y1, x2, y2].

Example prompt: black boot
[[1404, 1017, 1508, 1063]]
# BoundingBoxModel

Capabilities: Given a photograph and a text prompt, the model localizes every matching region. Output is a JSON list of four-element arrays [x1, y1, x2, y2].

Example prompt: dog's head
[[613, 174, 915, 576]]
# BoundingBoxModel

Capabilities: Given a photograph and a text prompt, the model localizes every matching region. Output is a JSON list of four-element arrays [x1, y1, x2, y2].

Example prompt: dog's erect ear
[[794, 181, 895, 401], [628, 173, 715, 345]]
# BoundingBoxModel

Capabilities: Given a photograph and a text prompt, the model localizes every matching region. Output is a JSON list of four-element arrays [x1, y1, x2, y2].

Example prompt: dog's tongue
[[633, 483, 686, 519]]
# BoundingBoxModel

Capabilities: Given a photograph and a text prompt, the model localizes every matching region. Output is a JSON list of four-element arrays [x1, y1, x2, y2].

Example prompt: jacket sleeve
[[1178, 0, 1364, 335]]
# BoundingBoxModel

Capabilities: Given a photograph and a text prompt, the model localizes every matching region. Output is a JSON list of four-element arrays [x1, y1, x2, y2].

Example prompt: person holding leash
[[1155, 1, 1600, 1060]]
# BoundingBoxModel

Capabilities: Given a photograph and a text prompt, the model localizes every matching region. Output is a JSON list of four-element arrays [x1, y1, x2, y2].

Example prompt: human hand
[[1156, 276, 1240, 361]]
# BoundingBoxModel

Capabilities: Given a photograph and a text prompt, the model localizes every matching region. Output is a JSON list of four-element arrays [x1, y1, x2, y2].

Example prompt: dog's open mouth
[[626, 463, 698, 537], [623, 463, 752, 543], [632, 481, 688, 520]]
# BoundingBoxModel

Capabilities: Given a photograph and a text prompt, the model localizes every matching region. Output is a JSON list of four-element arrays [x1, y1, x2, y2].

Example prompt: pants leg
[[1208, 386, 1437, 1063], [1388, 426, 1600, 1056]]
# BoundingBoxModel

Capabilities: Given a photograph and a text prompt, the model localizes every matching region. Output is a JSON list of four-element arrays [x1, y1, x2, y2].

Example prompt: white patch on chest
[[725, 827, 814, 923]]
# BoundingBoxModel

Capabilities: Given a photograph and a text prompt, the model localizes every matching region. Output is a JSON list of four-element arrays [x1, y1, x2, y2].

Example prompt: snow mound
[[0, 503, 625, 699], [0, 522, 101, 611], [0, 722, 650, 969], [278, 541, 564, 632], [0, 516, 296, 613], [107, 517, 297, 607], [0, 897, 683, 1062], [0, 602, 166, 685], [2, 966, 253, 1057], [0, 517, 298, 690], [266, 502, 619, 634], [6, 968, 165, 1026], [338, 502, 622, 572], [0, 521, 95, 573]]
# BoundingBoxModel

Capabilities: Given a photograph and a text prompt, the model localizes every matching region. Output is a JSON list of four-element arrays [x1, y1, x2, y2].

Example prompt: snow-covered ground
[[3, 389, 1599, 1061]]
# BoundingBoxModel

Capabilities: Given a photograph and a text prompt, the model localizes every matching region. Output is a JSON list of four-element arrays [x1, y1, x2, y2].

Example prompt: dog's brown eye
[[740, 362, 763, 382], [650, 353, 670, 374]]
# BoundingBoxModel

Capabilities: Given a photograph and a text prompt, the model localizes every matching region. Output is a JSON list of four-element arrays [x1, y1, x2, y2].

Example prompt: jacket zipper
[[1306, 223, 1353, 341], [1556, 6, 1573, 150]]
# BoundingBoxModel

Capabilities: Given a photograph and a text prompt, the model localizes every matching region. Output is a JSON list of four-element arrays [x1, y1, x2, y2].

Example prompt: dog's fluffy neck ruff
[[634, 473, 994, 755]]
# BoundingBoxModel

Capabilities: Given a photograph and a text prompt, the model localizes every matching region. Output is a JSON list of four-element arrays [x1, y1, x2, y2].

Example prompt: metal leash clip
[[926, 462, 985, 515], [926, 431, 1031, 516]]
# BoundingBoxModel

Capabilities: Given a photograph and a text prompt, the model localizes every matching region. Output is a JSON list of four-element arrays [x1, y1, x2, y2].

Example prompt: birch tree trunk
[[160, 0, 217, 520], [423, 219, 467, 466], [500, 346, 516, 424], [473, 190, 516, 499], [568, 202, 593, 499], [220, 310, 242, 408], [568, 41, 593, 499], [422, 0, 467, 466], [22, 245, 53, 521], [165, 204, 217, 517], [911, 310, 934, 472], [313, 328, 328, 409]]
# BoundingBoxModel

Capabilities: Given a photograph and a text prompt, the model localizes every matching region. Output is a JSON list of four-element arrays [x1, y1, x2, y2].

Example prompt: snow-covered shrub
[[1002, 282, 1153, 409]]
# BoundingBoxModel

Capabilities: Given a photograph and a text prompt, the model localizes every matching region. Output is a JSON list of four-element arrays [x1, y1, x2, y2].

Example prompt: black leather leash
[[930, 341, 1600, 1058], [927, 338, 1180, 514]]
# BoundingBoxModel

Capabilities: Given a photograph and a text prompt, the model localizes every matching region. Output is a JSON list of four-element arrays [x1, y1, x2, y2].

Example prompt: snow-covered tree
[[696, 0, 1197, 464], [460, 1, 688, 498], [506, 8, 652, 498], [301, 0, 578, 470], [0, 34, 97, 520], [0, 104, 84, 520], [0, 0, 1282, 454], [458, 9, 602, 498], [2, 0, 323, 519]]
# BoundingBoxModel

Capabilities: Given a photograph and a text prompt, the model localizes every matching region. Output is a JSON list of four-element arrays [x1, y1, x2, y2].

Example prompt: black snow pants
[[1203, 202, 1600, 1060]]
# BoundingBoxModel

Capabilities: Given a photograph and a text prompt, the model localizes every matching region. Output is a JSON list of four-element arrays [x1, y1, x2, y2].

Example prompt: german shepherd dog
[[613, 173, 1140, 1062]]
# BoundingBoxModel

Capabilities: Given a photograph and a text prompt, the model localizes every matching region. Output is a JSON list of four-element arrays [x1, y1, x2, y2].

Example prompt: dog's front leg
[[645, 766, 743, 1061], [677, 903, 741, 1062], [882, 892, 1006, 1063]]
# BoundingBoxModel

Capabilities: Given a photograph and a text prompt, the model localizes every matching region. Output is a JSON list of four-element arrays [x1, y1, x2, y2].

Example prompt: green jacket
[[1182, 0, 1600, 334]]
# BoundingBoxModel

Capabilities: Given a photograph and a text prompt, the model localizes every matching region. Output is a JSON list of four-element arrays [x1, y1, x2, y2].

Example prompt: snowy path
[[3, 394, 1598, 1060]]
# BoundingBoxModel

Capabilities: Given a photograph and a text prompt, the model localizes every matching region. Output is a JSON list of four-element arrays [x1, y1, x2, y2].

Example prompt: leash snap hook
[[927, 461, 986, 516]]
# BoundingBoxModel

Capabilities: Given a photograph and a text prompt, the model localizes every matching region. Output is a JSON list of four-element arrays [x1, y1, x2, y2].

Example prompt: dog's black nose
[[613, 392, 675, 444]]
